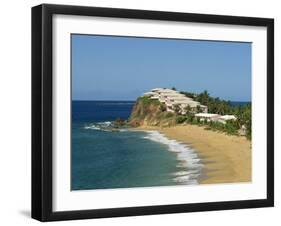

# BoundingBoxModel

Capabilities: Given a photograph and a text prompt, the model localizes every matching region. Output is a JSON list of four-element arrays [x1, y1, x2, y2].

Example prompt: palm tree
[[184, 105, 192, 116], [196, 105, 202, 113], [194, 90, 210, 107]]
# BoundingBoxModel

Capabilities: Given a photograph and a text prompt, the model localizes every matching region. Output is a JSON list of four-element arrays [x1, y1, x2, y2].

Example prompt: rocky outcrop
[[128, 96, 177, 127]]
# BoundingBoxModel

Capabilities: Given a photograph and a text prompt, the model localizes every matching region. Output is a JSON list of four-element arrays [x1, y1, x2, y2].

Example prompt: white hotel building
[[143, 88, 236, 124], [143, 88, 208, 114]]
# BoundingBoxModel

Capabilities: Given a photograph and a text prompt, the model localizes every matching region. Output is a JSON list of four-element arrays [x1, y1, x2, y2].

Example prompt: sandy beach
[[133, 124, 251, 184]]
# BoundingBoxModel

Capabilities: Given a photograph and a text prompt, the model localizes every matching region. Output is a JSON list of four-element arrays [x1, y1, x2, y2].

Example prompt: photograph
[[31, 3, 274, 221], [71, 34, 252, 191]]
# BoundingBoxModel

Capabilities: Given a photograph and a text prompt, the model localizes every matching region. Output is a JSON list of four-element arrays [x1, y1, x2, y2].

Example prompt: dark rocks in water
[[129, 121, 140, 127], [101, 128, 120, 132], [111, 128, 120, 132], [114, 117, 126, 127]]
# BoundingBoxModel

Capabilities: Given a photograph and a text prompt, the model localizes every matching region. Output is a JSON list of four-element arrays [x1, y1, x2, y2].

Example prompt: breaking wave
[[84, 121, 127, 132], [143, 131, 203, 185]]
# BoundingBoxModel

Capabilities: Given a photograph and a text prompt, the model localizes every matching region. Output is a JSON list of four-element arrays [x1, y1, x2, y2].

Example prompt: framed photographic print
[[32, 4, 274, 221]]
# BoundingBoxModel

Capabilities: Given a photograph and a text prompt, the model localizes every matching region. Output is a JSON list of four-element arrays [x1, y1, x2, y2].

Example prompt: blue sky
[[72, 34, 251, 101]]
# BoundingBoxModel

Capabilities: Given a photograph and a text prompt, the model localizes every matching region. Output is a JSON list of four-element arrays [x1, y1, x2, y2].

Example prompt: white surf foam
[[84, 124, 101, 130], [84, 121, 128, 132], [143, 130, 203, 185], [96, 121, 112, 127]]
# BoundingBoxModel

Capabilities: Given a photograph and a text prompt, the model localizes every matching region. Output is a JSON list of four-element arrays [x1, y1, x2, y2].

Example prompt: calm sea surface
[[72, 100, 203, 190], [229, 101, 251, 107]]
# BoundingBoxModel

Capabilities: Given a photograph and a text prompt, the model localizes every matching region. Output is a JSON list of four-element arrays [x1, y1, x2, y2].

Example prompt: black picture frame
[[32, 3, 274, 222]]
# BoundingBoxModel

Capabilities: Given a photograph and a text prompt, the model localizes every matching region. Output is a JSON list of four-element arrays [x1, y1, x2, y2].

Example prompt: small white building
[[219, 115, 237, 121], [217, 115, 237, 124], [195, 113, 219, 122], [195, 113, 237, 124], [143, 91, 155, 97]]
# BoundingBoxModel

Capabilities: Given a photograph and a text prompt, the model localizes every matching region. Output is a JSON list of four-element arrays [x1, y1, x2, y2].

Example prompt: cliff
[[128, 96, 177, 127]]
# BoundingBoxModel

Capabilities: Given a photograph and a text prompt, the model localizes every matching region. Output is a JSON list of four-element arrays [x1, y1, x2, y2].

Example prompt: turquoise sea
[[71, 101, 203, 190]]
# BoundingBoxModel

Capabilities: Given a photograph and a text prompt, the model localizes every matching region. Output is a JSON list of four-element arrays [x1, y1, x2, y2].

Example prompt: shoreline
[[132, 124, 251, 184], [142, 130, 203, 185]]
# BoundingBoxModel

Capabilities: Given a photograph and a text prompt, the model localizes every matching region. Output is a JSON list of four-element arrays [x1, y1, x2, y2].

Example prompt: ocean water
[[229, 101, 251, 107], [72, 101, 203, 190]]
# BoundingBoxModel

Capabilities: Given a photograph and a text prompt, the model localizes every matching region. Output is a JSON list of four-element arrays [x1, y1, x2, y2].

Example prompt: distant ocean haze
[[229, 101, 251, 107]]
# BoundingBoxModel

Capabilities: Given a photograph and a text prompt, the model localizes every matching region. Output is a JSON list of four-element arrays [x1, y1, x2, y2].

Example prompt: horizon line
[[72, 99, 252, 102], [72, 99, 136, 102]]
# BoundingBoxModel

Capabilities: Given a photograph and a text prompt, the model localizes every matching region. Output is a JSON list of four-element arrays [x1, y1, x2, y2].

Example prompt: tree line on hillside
[[178, 90, 251, 140], [127, 89, 251, 140]]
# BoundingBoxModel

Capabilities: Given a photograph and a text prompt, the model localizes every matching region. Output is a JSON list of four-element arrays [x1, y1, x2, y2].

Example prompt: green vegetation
[[196, 105, 202, 113], [129, 89, 251, 140], [179, 90, 251, 139], [137, 96, 161, 106], [176, 116, 187, 124], [165, 112, 175, 118], [160, 103, 167, 112], [174, 113, 242, 136], [129, 96, 177, 127], [173, 104, 181, 115], [180, 91, 197, 99], [205, 120, 240, 135]]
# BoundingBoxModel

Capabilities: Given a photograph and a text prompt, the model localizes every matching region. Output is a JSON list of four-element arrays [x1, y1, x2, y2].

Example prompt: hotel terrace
[[143, 88, 208, 114], [143, 88, 236, 124]]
